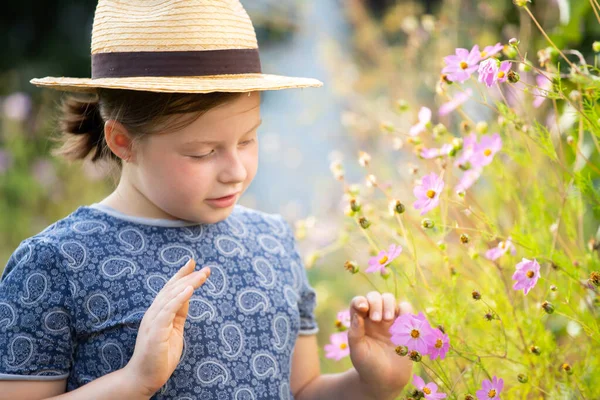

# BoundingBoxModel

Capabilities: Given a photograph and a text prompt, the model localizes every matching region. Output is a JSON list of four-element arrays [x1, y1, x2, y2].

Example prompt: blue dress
[[0, 204, 318, 399]]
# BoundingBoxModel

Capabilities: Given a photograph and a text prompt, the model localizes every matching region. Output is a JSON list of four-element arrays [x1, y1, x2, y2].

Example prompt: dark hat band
[[91, 48, 262, 79]]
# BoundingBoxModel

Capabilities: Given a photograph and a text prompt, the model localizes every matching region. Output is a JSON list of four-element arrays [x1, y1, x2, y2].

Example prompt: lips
[[207, 192, 238, 201]]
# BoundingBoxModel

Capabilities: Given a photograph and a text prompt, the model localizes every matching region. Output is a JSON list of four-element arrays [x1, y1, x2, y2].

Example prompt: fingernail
[[358, 302, 367, 309], [384, 311, 393, 320], [372, 312, 381, 321]]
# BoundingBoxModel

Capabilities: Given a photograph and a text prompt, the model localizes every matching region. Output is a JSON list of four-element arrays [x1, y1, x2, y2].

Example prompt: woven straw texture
[[30, 0, 323, 93]]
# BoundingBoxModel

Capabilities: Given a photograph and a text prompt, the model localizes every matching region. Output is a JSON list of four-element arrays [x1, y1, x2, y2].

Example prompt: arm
[[291, 335, 400, 400]]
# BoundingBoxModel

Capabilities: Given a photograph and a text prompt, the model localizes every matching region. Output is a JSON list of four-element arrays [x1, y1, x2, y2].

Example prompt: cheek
[[141, 154, 213, 198], [243, 146, 259, 182]]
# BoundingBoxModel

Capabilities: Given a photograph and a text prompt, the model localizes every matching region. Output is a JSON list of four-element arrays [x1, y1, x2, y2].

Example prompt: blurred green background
[[1, 0, 598, 375]]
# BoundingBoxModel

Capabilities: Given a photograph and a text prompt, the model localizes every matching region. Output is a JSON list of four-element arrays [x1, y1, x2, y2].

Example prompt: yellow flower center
[[411, 329, 420, 338], [500, 241, 506, 249], [480, 51, 488, 58], [484, 149, 492, 156], [497, 71, 505, 79], [423, 387, 432, 395], [527, 270, 535, 278], [379, 255, 389, 265], [339, 343, 348, 350], [335, 320, 342, 328], [435, 339, 443, 348], [488, 389, 497, 398], [426, 189, 436, 199], [460, 61, 468, 70]]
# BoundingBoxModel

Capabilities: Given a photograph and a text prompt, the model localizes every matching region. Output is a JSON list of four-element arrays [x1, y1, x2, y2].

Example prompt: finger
[[396, 300, 414, 317], [366, 291, 383, 321], [348, 296, 368, 343], [166, 267, 211, 298], [381, 293, 396, 321], [151, 259, 197, 309], [154, 285, 195, 337]]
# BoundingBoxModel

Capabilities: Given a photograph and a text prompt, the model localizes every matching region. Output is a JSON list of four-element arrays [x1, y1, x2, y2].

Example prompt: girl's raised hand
[[123, 259, 210, 397]]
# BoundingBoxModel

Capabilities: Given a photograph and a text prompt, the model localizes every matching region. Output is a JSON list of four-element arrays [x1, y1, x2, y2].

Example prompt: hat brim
[[30, 73, 323, 93]]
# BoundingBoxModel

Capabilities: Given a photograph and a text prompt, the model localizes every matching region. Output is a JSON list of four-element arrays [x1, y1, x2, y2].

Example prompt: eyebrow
[[182, 119, 263, 146]]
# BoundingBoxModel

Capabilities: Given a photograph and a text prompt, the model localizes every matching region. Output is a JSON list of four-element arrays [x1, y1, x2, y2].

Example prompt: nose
[[218, 148, 247, 184]]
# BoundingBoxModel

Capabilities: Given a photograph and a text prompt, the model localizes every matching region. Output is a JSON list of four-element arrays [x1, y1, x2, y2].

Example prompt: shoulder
[[232, 205, 291, 236]]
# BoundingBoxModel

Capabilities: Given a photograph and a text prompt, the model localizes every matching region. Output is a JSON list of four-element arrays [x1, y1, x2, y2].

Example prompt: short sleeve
[[0, 238, 75, 380], [279, 216, 319, 336]]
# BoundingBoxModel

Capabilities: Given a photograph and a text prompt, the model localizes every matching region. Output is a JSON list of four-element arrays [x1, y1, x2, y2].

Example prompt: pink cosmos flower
[[366, 244, 403, 273], [420, 143, 453, 159], [470, 134, 502, 168], [336, 310, 351, 329], [409, 107, 432, 136], [442, 45, 482, 83], [454, 133, 477, 168], [476, 376, 504, 400], [439, 89, 472, 116], [478, 59, 498, 87], [480, 43, 504, 59], [495, 61, 511, 84], [390, 312, 436, 354], [512, 258, 541, 295], [324, 331, 350, 361], [533, 74, 552, 108], [428, 328, 450, 360], [413, 375, 447, 400], [455, 168, 482, 193], [485, 237, 516, 261], [413, 172, 444, 215]]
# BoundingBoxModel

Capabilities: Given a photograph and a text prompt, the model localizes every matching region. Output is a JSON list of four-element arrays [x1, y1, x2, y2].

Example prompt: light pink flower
[[480, 43, 504, 59], [336, 310, 351, 328], [478, 59, 498, 87], [390, 312, 436, 354], [366, 244, 402, 273], [470, 134, 502, 167], [485, 237, 516, 261], [413, 172, 444, 215], [420, 144, 453, 159], [454, 133, 477, 168], [2, 92, 32, 121], [409, 107, 432, 136], [439, 89, 472, 116], [413, 375, 447, 400], [428, 328, 450, 360], [512, 258, 541, 295], [476, 376, 504, 400], [455, 168, 482, 193], [442, 45, 482, 83], [324, 331, 350, 361], [533, 74, 552, 108], [495, 61, 511, 84]]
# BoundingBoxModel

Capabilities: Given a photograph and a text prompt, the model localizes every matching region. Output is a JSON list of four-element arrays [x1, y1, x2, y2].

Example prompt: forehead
[[153, 92, 262, 145]]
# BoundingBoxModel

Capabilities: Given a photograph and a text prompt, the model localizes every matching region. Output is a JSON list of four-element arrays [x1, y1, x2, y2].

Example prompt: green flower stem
[[420, 360, 454, 394]]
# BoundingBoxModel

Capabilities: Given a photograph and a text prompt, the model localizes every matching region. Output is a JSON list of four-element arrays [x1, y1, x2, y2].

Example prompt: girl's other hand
[[123, 259, 210, 397]]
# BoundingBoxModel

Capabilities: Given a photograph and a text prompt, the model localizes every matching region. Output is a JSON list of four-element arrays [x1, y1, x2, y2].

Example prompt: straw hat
[[30, 0, 323, 93]]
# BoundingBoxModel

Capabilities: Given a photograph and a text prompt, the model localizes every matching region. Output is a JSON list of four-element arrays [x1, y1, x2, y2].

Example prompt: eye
[[240, 139, 255, 146], [189, 150, 215, 159]]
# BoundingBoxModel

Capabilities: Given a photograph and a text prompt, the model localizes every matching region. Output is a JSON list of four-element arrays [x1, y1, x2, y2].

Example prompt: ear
[[104, 120, 135, 163]]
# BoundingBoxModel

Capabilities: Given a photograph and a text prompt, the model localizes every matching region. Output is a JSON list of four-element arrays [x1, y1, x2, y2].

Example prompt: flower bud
[[508, 70, 520, 83], [366, 174, 377, 187], [395, 345, 409, 356], [452, 137, 463, 151], [408, 350, 422, 362], [550, 284, 557, 291], [590, 271, 600, 287], [392, 137, 404, 150], [517, 373, 528, 383], [350, 198, 362, 213], [460, 121, 472, 133], [358, 151, 371, 167], [432, 123, 448, 138], [421, 218, 435, 229], [530, 345, 541, 355], [561, 363, 573, 375], [395, 99, 410, 113], [566, 135, 574, 145], [464, 395, 475, 400], [330, 161, 344, 181], [513, 0, 530, 6], [359, 217, 371, 229], [475, 121, 488, 134], [593, 41, 600, 53], [438, 241, 447, 251], [484, 311, 494, 321], [380, 121, 395, 134], [503, 46, 518, 59], [381, 267, 391, 280], [542, 301, 555, 314], [460, 233, 470, 244], [472, 290, 482, 300], [509, 38, 520, 46], [393, 200, 406, 215], [344, 260, 360, 274]]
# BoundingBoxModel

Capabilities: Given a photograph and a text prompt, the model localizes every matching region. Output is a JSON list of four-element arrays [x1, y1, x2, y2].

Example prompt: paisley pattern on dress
[[0, 204, 318, 399]]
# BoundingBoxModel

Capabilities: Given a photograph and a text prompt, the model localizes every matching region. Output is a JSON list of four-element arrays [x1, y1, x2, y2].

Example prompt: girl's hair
[[52, 89, 243, 167]]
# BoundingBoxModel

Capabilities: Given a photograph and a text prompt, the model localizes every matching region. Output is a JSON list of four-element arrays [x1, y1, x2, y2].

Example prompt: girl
[[0, 1, 412, 399]]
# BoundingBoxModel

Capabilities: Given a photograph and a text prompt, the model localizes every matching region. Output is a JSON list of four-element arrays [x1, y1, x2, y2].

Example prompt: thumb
[[347, 296, 369, 345]]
